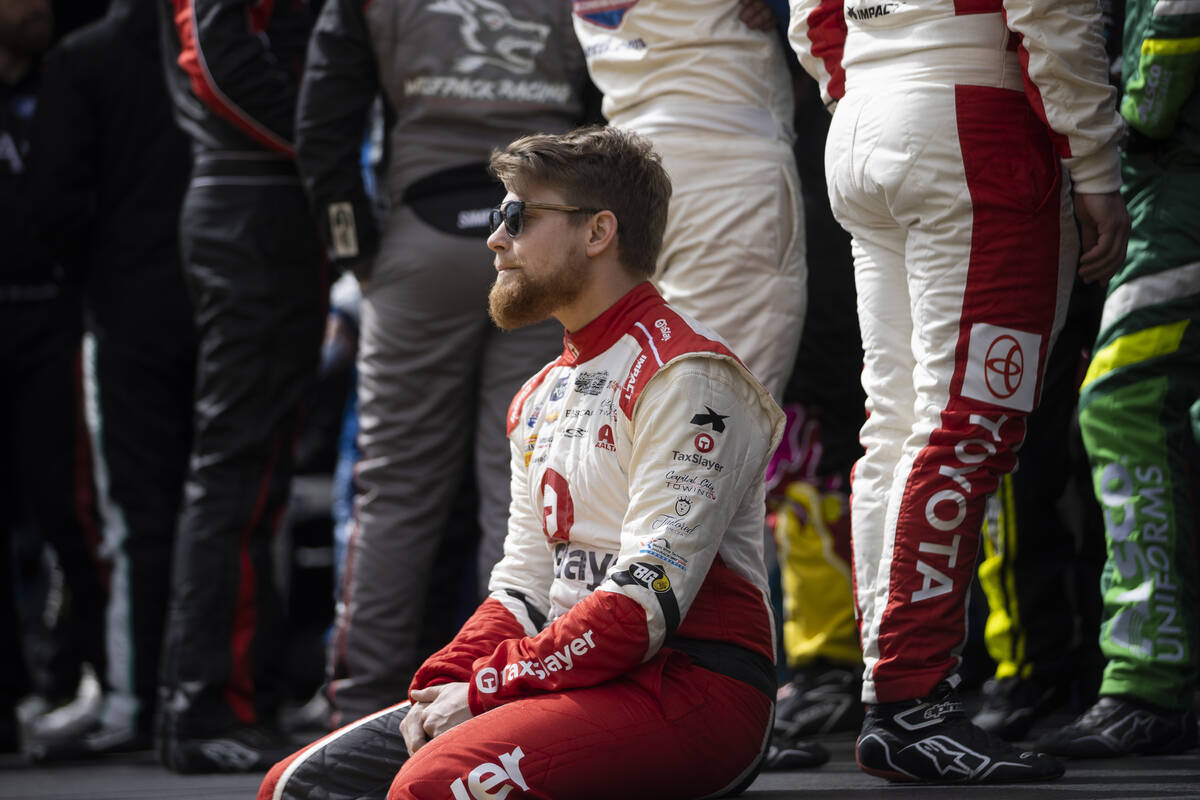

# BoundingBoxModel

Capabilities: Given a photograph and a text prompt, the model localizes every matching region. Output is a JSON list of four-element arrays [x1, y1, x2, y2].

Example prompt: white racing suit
[[788, 0, 1124, 704], [261, 282, 786, 799], [573, 0, 806, 398]]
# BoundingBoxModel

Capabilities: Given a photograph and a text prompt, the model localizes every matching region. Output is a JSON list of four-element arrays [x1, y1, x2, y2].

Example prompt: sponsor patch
[[549, 375, 570, 401], [690, 406, 729, 433], [627, 561, 672, 593], [574, 370, 609, 395], [675, 497, 692, 516], [694, 433, 714, 453], [639, 537, 688, 571], [526, 401, 542, 428], [595, 424, 617, 451], [961, 323, 1042, 412], [523, 435, 537, 466], [671, 450, 724, 472], [651, 514, 701, 536], [664, 470, 717, 501]]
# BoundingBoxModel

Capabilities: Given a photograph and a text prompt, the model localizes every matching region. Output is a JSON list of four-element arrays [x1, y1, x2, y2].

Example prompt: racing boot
[[1035, 695, 1199, 758], [856, 680, 1064, 783]]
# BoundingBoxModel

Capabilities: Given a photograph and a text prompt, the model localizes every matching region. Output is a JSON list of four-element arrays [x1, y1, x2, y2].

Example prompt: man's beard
[[488, 252, 587, 331]]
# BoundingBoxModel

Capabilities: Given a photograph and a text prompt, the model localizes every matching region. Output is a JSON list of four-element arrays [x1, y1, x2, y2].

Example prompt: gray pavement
[[3, 729, 1199, 799]]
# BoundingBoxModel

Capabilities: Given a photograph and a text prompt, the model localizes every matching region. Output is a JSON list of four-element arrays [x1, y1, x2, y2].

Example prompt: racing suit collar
[[561, 281, 661, 365]]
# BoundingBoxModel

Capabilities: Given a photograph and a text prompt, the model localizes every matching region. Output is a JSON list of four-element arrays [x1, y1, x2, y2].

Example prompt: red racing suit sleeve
[[464, 357, 781, 715], [170, 0, 302, 155], [1001, 0, 1124, 193]]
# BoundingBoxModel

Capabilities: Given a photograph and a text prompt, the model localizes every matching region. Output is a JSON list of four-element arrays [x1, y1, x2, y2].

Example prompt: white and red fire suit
[[787, 0, 1124, 704], [260, 283, 785, 799], [572, 0, 806, 398]]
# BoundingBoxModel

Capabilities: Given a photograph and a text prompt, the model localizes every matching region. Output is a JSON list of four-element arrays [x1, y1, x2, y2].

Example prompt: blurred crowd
[[1, 0, 1196, 782]]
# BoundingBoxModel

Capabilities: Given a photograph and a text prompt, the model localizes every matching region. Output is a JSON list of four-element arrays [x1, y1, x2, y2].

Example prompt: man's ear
[[585, 210, 618, 258]]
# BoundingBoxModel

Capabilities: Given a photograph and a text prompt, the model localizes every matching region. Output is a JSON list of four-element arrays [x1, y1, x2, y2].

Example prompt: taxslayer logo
[[554, 542, 615, 590], [961, 323, 1041, 412], [450, 745, 529, 800], [671, 450, 724, 472], [431, 0, 550, 74], [486, 630, 598, 689], [694, 433, 714, 453], [475, 667, 499, 694]]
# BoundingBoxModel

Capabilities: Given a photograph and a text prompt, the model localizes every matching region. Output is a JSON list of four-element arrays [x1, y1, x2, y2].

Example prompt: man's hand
[[737, 0, 777, 31], [1074, 191, 1130, 285], [400, 683, 472, 754]]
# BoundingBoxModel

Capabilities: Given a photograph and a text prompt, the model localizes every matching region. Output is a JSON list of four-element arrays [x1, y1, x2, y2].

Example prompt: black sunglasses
[[489, 200, 601, 238]]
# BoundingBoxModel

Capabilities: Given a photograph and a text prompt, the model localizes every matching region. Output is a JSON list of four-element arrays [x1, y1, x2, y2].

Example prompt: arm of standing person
[[295, 0, 382, 282], [463, 358, 781, 717], [1120, 0, 1200, 140], [1002, 0, 1131, 282], [169, 0, 304, 155], [786, 0, 846, 110]]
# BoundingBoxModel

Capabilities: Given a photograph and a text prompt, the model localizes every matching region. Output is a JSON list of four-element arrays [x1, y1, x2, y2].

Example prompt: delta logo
[[573, 0, 639, 29]]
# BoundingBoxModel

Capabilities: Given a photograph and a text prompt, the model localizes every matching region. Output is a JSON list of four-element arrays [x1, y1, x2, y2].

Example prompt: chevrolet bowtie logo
[[689, 407, 728, 433]]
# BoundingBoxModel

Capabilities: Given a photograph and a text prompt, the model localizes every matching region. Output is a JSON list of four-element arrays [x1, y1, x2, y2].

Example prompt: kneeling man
[[260, 126, 785, 800]]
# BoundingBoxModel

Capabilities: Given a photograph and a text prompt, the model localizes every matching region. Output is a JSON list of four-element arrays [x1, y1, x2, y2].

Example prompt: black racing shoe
[[160, 724, 295, 774], [972, 676, 1067, 741], [760, 737, 830, 770], [774, 662, 864, 738], [856, 681, 1064, 784], [1035, 695, 1199, 758]]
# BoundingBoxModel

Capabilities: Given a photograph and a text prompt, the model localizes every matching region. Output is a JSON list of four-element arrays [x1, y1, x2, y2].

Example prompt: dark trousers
[[158, 173, 325, 739]]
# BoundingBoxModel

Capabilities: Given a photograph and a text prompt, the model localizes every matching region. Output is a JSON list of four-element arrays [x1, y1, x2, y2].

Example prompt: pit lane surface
[[4, 730, 1198, 800]]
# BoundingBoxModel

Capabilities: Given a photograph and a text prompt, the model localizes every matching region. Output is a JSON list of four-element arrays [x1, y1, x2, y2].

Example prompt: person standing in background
[[21, 0, 196, 761], [157, 0, 327, 773], [789, 0, 1129, 783], [1037, 0, 1200, 759], [572, 0, 806, 399], [295, 0, 594, 728]]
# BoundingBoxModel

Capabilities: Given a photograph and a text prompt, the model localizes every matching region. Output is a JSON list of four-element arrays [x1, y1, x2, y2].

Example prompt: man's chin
[[488, 285, 551, 331]]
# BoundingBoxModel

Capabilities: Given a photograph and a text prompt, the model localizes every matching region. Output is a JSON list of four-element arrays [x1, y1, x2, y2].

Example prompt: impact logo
[[430, 0, 550, 75], [961, 323, 1041, 412], [573, 0, 639, 29]]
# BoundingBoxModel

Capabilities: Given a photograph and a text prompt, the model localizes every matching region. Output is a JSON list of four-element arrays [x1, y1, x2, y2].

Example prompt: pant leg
[[472, 320, 562, 599], [3, 293, 107, 697], [391, 652, 770, 800], [260, 702, 412, 800], [977, 278, 1104, 684], [652, 132, 806, 400], [829, 84, 1077, 704], [329, 208, 503, 721], [1079, 152, 1200, 711], [84, 287, 196, 737], [160, 178, 325, 738]]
